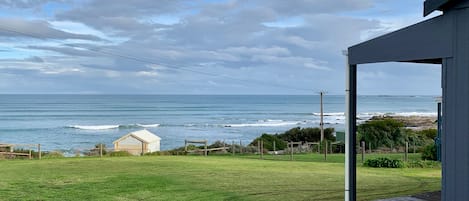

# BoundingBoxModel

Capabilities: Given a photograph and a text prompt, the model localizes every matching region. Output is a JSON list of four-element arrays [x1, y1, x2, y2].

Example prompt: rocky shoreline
[[369, 115, 437, 130]]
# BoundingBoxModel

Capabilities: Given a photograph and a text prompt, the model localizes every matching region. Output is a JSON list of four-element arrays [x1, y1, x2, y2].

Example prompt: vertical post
[[361, 141, 365, 163], [141, 142, 144, 156], [273, 141, 276, 157], [232, 140, 235, 156], [320, 91, 324, 143], [204, 140, 207, 156], [345, 58, 357, 201], [223, 140, 226, 153], [368, 142, 372, 154], [320, 92, 325, 156], [258, 141, 261, 158], [239, 140, 243, 154], [324, 141, 328, 160], [290, 142, 293, 161], [260, 140, 264, 159], [437, 101, 442, 162], [185, 140, 188, 152], [29, 148, 32, 160], [38, 144, 41, 160], [100, 144, 103, 158], [405, 141, 409, 162]]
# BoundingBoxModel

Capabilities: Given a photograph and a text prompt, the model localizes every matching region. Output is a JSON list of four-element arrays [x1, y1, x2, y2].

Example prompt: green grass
[[0, 154, 440, 201]]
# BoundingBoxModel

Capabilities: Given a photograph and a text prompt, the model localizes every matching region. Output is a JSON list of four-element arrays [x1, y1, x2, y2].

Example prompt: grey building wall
[[442, 7, 469, 201]]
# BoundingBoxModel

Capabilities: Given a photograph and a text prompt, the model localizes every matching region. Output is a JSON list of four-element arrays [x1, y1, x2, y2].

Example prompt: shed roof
[[113, 129, 161, 144]]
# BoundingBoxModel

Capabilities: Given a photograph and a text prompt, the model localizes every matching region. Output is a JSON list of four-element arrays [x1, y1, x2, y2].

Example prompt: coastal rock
[[369, 115, 437, 130]]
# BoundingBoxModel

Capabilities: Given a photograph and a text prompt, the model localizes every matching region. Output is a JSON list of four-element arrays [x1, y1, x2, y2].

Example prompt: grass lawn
[[0, 154, 440, 201]]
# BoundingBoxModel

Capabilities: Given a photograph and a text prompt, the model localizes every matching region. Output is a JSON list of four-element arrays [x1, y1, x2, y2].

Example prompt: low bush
[[364, 157, 403, 168], [42, 151, 64, 159], [421, 144, 437, 161], [108, 151, 133, 157], [144, 151, 186, 156]]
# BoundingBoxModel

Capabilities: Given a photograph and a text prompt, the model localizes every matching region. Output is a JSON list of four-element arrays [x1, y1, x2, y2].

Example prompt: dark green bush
[[358, 118, 405, 150], [364, 157, 403, 168], [108, 151, 133, 157], [278, 127, 335, 142], [249, 134, 287, 151], [421, 143, 437, 161]]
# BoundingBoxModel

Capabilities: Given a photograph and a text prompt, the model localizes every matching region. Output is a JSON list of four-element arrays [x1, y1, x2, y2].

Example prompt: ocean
[[0, 95, 438, 153]]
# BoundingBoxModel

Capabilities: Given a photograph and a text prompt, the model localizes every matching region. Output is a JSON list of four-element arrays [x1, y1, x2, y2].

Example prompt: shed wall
[[147, 141, 160, 152], [114, 136, 145, 155]]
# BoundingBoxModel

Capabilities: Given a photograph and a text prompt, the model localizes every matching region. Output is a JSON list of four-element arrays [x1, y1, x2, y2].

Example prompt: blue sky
[[0, 0, 442, 95]]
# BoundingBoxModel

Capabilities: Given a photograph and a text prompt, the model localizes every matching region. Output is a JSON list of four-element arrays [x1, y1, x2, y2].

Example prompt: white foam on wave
[[224, 120, 304, 128], [312, 112, 344, 116], [136, 123, 160, 128], [68, 125, 119, 130]]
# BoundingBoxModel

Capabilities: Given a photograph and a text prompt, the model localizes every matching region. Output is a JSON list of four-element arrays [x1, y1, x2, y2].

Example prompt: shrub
[[144, 151, 186, 156], [364, 157, 403, 168], [249, 134, 287, 151], [42, 151, 65, 159], [421, 143, 437, 161], [278, 127, 335, 142], [108, 151, 133, 157], [358, 118, 405, 150], [417, 129, 437, 140]]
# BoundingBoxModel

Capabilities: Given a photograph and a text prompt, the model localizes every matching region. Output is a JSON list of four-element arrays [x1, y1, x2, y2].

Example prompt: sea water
[[0, 95, 438, 152]]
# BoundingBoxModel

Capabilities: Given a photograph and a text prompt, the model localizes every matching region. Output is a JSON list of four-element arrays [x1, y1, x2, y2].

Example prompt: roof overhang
[[424, 0, 451, 16], [348, 14, 452, 65]]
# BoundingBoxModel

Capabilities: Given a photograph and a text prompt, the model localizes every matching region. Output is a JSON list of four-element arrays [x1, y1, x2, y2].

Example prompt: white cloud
[[0, 0, 441, 95]]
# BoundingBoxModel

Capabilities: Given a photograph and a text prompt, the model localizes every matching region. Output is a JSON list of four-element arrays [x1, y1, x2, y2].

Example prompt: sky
[[0, 0, 442, 95]]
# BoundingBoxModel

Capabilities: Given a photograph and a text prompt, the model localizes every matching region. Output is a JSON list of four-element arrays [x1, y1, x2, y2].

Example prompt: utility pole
[[319, 91, 327, 160], [320, 91, 325, 142]]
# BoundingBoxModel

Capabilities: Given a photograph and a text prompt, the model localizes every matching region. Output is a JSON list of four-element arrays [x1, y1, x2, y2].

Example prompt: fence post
[[29, 148, 32, 160], [223, 140, 226, 153], [38, 144, 41, 160], [290, 141, 293, 161], [405, 141, 409, 162], [361, 141, 365, 163], [239, 140, 243, 154], [232, 140, 235, 156], [257, 141, 261, 158], [260, 140, 264, 159], [324, 141, 328, 161], [273, 141, 276, 157], [100, 144, 103, 158], [204, 141, 207, 157], [368, 141, 372, 153]]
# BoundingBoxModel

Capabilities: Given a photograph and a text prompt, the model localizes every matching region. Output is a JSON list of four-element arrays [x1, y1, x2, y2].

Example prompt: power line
[[0, 25, 320, 93]]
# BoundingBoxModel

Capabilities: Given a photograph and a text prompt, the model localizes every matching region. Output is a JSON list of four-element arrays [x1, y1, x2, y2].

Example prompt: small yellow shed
[[113, 129, 161, 155]]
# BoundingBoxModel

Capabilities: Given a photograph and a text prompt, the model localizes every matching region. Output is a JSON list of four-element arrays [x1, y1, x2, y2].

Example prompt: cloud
[[0, 0, 441, 94], [25, 56, 44, 63], [0, 18, 102, 41], [0, 0, 65, 9]]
